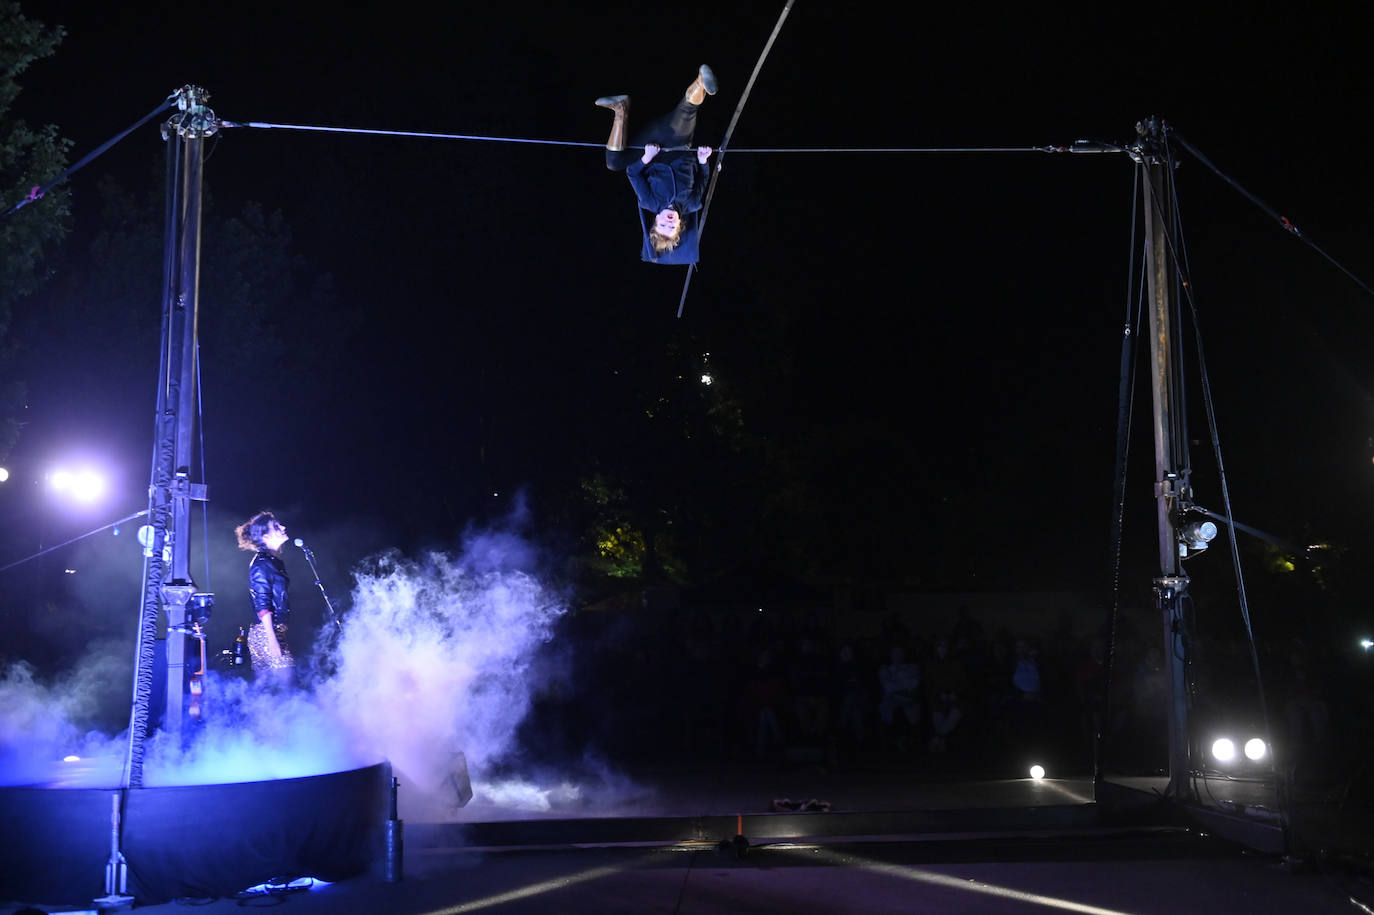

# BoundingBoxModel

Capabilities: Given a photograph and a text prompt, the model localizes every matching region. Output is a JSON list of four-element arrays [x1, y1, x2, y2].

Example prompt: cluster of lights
[[1210, 735, 1268, 765], [48, 467, 106, 503]]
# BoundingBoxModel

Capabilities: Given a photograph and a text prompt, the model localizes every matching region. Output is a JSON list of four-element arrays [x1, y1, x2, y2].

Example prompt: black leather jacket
[[248, 550, 290, 624]]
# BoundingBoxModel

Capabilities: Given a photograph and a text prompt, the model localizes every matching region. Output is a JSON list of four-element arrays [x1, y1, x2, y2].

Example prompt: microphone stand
[[295, 539, 343, 632]]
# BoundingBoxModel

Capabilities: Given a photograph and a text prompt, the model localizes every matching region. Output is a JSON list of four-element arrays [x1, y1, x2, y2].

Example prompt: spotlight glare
[[1244, 738, 1267, 761], [48, 467, 106, 502], [0, 466, 8, 482], [1029, 765, 1045, 780], [63, 755, 80, 762], [1212, 738, 1236, 763], [72, 470, 104, 501], [1360, 638, 1373, 651]]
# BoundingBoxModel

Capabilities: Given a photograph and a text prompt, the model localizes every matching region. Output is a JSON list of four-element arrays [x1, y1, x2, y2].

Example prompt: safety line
[[3, 95, 177, 218], [223, 119, 603, 147], [224, 120, 1096, 155], [0, 509, 149, 574], [679, 0, 797, 317]]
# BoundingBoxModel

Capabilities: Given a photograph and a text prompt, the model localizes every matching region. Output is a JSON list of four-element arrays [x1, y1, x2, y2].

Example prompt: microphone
[[293, 538, 305, 548]]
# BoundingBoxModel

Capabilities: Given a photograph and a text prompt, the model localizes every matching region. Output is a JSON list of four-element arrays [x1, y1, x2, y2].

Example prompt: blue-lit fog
[[0, 519, 604, 820]]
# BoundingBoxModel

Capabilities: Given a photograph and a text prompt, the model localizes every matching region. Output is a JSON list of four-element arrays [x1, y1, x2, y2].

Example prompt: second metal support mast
[[1136, 117, 1194, 801]]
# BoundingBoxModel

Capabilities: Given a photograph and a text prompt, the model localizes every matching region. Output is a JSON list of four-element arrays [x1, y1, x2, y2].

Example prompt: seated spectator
[[736, 646, 788, 758], [834, 642, 871, 755], [928, 688, 965, 753], [925, 636, 969, 753], [877, 643, 922, 751], [1012, 638, 1042, 701], [790, 636, 833, 743]]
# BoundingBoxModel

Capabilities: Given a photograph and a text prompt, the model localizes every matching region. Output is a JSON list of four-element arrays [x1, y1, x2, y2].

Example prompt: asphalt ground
[[15, 828, 1365, 915], [5, 768, 1372, 914]]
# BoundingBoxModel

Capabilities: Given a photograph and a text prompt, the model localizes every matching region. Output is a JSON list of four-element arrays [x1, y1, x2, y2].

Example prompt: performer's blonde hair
[[648, 223, 684, 254]]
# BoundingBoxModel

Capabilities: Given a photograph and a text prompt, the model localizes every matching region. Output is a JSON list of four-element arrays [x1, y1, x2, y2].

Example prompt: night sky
[[6, 2, 1374, 628]]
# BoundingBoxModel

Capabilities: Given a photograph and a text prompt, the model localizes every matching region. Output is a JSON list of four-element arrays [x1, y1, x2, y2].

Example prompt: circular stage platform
[[0, 761, 390, 906]]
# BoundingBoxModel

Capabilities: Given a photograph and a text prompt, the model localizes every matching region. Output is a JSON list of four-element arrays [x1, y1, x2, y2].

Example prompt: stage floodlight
[[1360, 638, 1373, 652], [1244, 738, 1267, 761], [74, 470, 103, 501], [49, 466, 106, 503], [1179, 519, 1219, 557], [0, 467, 8, 482], [190, 592, 215, 624], [1211, 738, 1236, 763], [1029, 765, 1045, 780]]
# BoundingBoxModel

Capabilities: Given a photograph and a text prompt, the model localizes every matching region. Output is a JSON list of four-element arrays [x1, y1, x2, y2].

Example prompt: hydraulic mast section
[[1132, 117, 1194, 801], [127, 87, 216, 785]]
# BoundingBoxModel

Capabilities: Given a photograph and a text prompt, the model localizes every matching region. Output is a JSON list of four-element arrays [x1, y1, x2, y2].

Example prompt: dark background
[[3, 3, 1373, 773]]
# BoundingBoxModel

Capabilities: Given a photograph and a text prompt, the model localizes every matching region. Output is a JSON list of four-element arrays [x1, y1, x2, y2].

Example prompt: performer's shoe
[[685, 65, 718, 105], [594, 94, 630, 153]]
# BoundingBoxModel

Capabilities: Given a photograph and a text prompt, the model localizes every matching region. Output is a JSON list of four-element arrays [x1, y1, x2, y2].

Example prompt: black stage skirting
[[0, 761, 390, 906]]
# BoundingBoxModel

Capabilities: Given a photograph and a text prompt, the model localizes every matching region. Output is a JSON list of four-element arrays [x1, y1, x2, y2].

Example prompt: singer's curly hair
[[235, 510, 281, 552]]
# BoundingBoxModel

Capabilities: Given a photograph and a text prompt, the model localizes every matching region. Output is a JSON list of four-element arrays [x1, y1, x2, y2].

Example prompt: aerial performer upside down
[[595, 64, 718, 265]]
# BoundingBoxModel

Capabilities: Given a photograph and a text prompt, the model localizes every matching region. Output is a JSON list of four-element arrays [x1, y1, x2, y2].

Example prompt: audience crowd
[[556, 599, 1356, 782]]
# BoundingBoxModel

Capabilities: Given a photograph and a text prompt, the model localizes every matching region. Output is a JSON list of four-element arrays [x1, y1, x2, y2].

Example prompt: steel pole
[[1137, 119, 1193, 800]]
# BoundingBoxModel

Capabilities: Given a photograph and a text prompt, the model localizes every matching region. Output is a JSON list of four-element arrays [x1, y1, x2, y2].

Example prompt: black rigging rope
[[1150, 129, 1289, 838], [1097, 165, 1144, 784], [126, 127, 185, 790], [1168, 128, 1374, 301], [3, 95, 177, 217]]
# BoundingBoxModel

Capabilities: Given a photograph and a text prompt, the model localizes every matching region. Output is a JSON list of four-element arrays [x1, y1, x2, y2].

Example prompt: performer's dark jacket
[[627, 153, 709, 265], [626, 153, 709, 215], [249, 550, 291, 624]]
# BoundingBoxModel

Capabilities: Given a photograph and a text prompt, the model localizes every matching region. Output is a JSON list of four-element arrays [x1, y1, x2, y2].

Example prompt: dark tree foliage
[[17, 172, 347, 509], [0, 1, 68, 457]]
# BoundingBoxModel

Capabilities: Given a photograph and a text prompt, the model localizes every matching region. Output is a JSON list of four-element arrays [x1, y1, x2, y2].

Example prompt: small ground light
[[1029, 765, 1045, 780], [1212, 738, 1237, 763], [1244, 738, 1267, 761]]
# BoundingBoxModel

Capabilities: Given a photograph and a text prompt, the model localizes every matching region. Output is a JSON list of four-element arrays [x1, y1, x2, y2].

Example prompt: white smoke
[[0, 522, 602, 820], [312, 544, 567, 816]]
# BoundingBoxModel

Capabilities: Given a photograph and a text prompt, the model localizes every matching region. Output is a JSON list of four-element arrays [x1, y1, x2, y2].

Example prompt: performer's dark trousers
[[605, 99, 699, 171]]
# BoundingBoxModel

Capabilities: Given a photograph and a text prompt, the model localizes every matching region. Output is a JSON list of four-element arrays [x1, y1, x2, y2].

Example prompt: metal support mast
[[126, 87, 215, 786], [1133, 117, 1194, 801]]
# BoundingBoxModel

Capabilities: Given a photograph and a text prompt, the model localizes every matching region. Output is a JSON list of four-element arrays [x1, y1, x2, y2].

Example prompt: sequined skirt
[[247, 620, 296, 672]]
